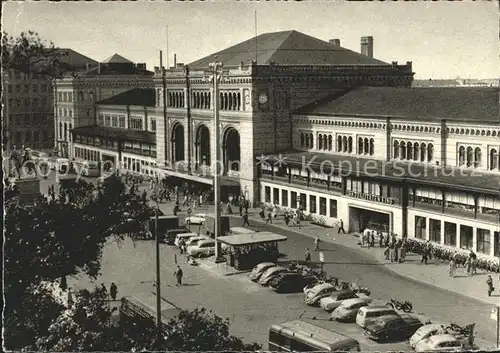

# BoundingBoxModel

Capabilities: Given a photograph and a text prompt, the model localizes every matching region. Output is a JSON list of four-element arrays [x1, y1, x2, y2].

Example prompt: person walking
[[101, 283, 108, 296], [265, 211, 272, 224], [239, 201, 243, 217], [110, 282, 118, 301], [304, 248, 311, 266], [486, 275, 494, 296], [296, 213, 301, 229], [449, 258, 456, 278], [337, 219, 346, 234], [242, 211, 250, 227], [174, 265, 184, 286], [314, 236, 321, 251], [178, 238, 186, 254], [421, 247, 428, 265], [370, 232, 375, 248], [378, 231, 383, 248]]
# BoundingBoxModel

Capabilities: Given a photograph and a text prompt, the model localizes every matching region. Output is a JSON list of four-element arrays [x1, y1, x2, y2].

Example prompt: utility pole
[[208, 59, 223, 258]]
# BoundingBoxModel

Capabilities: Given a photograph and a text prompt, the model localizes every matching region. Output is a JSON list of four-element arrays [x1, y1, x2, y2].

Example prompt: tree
[[4, 176, 156, 350]]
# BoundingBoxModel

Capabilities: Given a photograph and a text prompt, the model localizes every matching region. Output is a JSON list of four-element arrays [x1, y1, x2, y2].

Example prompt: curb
[[239, 215, 497, 306]]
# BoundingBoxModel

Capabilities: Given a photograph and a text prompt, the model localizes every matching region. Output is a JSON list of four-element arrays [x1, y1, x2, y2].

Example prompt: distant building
[[54, 53, 154, 157], [413, 78, 499, 87], [2, 49, 97, 152]]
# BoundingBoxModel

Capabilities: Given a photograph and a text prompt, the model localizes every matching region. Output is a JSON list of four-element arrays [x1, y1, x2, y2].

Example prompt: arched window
[[393, 140, 399, 158], [466, 146, 473, 167], [364, 138, 369, 154], [237, 92, 241, 110], [310, 133, 314, 148], [69, 123, 72, 142], [490, 149, 498, 170], [328, 135, 332, 151], [369, 138, 374, 156], [207, 92, 211, 109], [59, 122, 63, 139], [407, 142, 413, 160], [427, 143, 434, 162], [474, 147, 481, 168], [458, 146, 465, 166], [358, 137, 364, 155], [337, 136, 342, 151], [420, 143, 427, 162], [318, 134, 323, 150], [305, 133, 310, 148], [228, 93, 233, 110], [323, 135, 327, 150], [348, 137, 353, 153], [413, 143, 419, 161], [342, 136, 348, 152], [219, 92, 224, 109], [300, 133, 305, 147], [64, 123, 68, 141], [400, 141, 407, 159]]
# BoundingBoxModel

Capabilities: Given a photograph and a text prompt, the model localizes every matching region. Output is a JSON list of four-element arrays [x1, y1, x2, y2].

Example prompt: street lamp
[[150, 183, 162, 342], [207, 59, 224, 259]]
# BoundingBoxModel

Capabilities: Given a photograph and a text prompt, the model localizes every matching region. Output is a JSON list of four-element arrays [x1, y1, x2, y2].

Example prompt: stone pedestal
[[13, 177, 41, 203]]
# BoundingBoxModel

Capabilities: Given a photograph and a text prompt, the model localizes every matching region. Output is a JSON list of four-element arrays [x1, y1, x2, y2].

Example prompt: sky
[[3, 0, 499, 79]]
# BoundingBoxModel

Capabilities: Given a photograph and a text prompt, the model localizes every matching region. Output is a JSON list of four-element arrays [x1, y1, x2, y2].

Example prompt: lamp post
[[207, 59, 224, 259], [151, 184, 162, 342]]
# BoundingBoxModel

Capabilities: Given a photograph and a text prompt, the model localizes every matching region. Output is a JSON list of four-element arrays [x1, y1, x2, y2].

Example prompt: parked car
[[364, 314, 423, 342], [174, 233, 198, 247], [304, 283, 337, 306], [409, 324, 472, 350], [258, 266, 288, 285], [414, 334, 467, 352], [185, 213, 207, 225], [186, 236, 210, 248], [249, 262, 276, 282], [330, 298, 372, 322], [164, 228, 189, 244], [356, 305, 399, 328], [320, 290, 372, 312], [187, 239, 215, 257], [269, 273, 315, 293]]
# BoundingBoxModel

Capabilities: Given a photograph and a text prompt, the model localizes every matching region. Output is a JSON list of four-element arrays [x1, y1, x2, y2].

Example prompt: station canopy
[[217, 231, 287, 247]]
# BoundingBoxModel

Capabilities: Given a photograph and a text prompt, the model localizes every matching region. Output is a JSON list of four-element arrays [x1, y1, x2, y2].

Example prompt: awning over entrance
[[156, 166, 241, 187], [218, 231, 287, 247]]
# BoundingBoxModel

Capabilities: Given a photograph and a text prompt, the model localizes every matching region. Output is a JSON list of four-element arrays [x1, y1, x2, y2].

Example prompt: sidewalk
[[240, 211, 500, 306]]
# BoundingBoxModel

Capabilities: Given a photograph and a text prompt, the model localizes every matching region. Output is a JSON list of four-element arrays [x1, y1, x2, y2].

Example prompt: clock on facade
[[258, 92, 268, 104]]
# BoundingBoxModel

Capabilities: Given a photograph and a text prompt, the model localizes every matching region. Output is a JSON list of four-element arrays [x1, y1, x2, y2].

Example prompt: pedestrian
[[304, 248, 311, 266], [244, 201, 249, 214], [149, 179, 154, 190], [284, 213, 290, 226], [384, 244, 390, 260], [291, 213, 297, 227], [421, 247, 428, 265], [389, 243, 395, 263], [370, 232, 375, 248], [110, 282, 118, 301], [337, 219, 346, 234], [174, 265, 183, 286], [465, 257, 472, 275], [239, 202, 243, 217], [314, 236, 320, 251], [379, 231, 383, 248], [487, 275, 494, 296], [400, 240, 407, 262], [266, 211, 272, 224], [242, 211, 250, 227], [449, 258, 456, 278], [359, 232, 364, 247], [101, 283, 108, 296], [296, 213, 301, 229]]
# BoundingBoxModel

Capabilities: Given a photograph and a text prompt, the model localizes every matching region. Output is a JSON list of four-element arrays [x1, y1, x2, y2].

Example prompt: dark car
[[164, 228, 189, 244], [364, 314, 423, 342], [269, 273, 316, 293]]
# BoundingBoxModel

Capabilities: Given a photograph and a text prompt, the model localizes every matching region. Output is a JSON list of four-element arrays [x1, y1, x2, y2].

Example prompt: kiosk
[[217, 232, 287, 271]]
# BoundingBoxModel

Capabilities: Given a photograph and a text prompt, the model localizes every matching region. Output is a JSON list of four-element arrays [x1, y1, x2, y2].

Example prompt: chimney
[[98, 62, 101, 74], [329, 39, 341, 46], [360, 36, 374, 58], [173, 54, 177, 68]]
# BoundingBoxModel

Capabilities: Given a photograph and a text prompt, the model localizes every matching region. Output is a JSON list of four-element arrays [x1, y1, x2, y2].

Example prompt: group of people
[[448, 250, 479, 278], [65, 281, 119, 308]]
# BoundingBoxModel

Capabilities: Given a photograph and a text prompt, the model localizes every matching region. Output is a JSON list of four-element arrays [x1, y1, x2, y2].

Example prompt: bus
[[120, 292, 182, 331], [268, 320, 360, 352], [72, 159, 100, 177]]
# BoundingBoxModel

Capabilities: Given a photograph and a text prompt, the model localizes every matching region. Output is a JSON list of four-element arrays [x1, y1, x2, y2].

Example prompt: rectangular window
[[476, 228, 491, 255], [119, 115, 126, 128], [130, 117, 142, 130], [69, 110, 72, 118], [362, 181, 370, 194], [460, 225, 473, 250], [265, 186, 271, 203], [299, 193, 307, 210], [150, 118, 156, 131], [105, 115, 111, 126], [319, 197, 327, 216], [444, 222, 457, 246], [414, 216, 426, 239], [329, 199, 337, 218], [281, 190, 288, 207], [68, 92, 73, 102], [309, 195, 317, 214], [371, 183, 381, 196], [58, 92, 63, 102], [63, 92, 68, 101], [291, 191, 297, 209], [111, 115, 118, 127], [429, 219, 441, 243], [273, 188, 279, 205]]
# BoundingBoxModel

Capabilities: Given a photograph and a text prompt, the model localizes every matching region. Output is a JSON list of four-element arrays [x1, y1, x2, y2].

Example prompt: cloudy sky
[[3, 0, 499, 79]]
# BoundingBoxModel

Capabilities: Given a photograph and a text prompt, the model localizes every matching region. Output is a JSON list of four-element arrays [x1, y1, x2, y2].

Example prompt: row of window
[[122, 157, 157, 176], [58, 108, 73, 118], [57, 91, 93, 103], [299, 133, 376, 156], [414, 216, 499, 256], [264, 186, 338, 218], [488, 149, 500, 170], [8, 70, 47, 80], [168, 91, 185, 108], [58, 122, 72, 142], [192, 91, 211, 109], [16, 115, 50, 126], [393, 141, 434, 162], [8, 97, 49, 108], [74, 147, 100, 162], [457, 145, 500, 170], [7, 83, 49, 94], [12, 130, 48, 145]]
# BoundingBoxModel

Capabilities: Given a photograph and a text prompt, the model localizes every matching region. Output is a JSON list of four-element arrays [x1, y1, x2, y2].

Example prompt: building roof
[[96, 88, 156, 106], [217, 232, 287, 247], [102, 53, 134, 64], [78, 64, 153, 76], [188, 30, 387, 68], [265, 151, 500, 194], [71, 125, 155, 144], [55, 48, 98, 69], [295, 87, 500, 122]]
